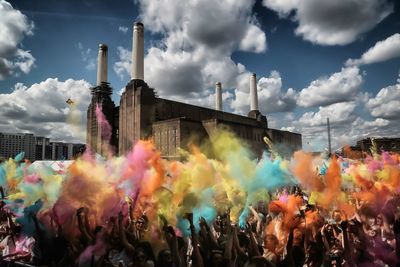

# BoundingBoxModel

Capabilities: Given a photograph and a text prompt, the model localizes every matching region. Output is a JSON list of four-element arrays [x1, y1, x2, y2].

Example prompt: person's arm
[[247, 225, 261, 257], [224, 225, 235, 267], [232, 226, 247, 258], [162, 222, 183, 267], [284, 226, 295, 267], [30, 212, 46, 259], [393, 212, 400, 265], [0, 186, 5, 199], [340, 220, 355, 267], [108, 217, 117, 238], [382, 213, 392, 236], [198, 218, 210, 247], [199, 217, 219, 250], [126, 197, 134, 222], [249, 205, 262, 234], [94, 255, 106, 267], [186, 213, 204, 267], [169, 227, 183, 267], [77, 208, 93, 244], [31, 213, 44, 240], [303, 225, 312, 254], [83, 207, 94, 240], [320, 225, 331, 252], [7, 212, 15, 229], [118, 211, 135, 255]]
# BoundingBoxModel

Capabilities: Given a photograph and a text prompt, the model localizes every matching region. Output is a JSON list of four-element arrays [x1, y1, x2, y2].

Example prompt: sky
[[0, 0, 399, 152]]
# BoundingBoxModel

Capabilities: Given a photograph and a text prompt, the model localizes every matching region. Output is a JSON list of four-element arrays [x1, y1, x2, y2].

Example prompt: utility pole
[[327, 118, 332, 155]]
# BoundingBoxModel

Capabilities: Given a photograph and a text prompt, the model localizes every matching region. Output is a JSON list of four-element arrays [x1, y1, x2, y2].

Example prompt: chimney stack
[[96, 44, 108, 85], [131, 22, 144, 80], [250, 73, 258, 111], [215, 82, 222, 111]]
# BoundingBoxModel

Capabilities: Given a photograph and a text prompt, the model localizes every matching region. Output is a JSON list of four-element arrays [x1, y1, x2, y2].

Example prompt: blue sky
[[0, 0, 399, 151]]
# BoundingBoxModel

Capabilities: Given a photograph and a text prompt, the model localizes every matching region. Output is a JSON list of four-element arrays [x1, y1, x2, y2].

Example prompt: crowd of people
[[0, 136, 399, 267]]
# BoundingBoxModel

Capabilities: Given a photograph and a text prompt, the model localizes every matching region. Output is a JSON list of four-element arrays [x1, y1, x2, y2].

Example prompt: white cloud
[[298, 101, 358, 127], [366, 76, 400, 119], [267, 106, 398, 152], [239, 23, 267, 53], [0, 78, 92, 143], [297, 66, 363, 108], [362, 118, 390, 127], [335, 117, 399, 148], [118, 26, 129, 34], [346, 33, 400, 66], [115, 0, 267, 106], [262, 0, 298, 16], [262, 0, 393, 45], [138, 0, 266, 53], [77, 42, 96, 71], [274, 96, 399, 151], [0, 0, 35, 79], [230, 71, 296, 114], [113, 46, 131, 80], [286, 101, 358, 150]]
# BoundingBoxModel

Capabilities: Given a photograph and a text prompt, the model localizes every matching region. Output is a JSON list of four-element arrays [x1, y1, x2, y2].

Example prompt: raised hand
[[199, 216, 208, 228], [159, 214, 168, 226], [76, 207, 85, 216], [118, 211, 124, 223], [184, 212, 194, 224]]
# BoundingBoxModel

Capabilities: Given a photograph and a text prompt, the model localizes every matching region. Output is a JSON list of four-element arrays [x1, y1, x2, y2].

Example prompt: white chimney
[[215, 82, 222, 111], [96, 44, 108, 85], [250, 73, 258, 111], [131, 22, 144, 80]]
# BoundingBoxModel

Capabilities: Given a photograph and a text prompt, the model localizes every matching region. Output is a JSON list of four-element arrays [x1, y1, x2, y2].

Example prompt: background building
[[337, 137, 400, 159], [0, 133, 85, 161], [0, 133, 36, 161], [87, 22, 302, 159]]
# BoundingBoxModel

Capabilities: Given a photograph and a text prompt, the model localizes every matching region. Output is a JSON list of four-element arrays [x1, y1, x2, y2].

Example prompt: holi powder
[[0, 128, 399, 254], [95, 104, 112, 143], [66, 101, 86, 142]]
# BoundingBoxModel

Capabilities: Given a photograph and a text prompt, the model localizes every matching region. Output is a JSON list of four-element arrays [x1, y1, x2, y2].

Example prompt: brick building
[[87, 22, 302, 159]]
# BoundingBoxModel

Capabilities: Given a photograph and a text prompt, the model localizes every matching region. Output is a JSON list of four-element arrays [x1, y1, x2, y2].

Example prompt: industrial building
[[87, 22, 302, 159]]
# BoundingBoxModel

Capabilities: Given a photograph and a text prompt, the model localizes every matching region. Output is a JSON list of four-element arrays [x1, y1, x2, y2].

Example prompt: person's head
[[157, 249, 172, 266], [332, 210, 342, 223], [238, 232, 249, 249], [136, 215, 149, 231], [358, 204, 376, 225], [293, 228, 303, 245], [210, 250, 224, 267], [133, 248, 148, 267], [264, 234, 278, 252], [245, 256, 275, 267], [376, 214, 383, 226], [13, 224, 22, 236]]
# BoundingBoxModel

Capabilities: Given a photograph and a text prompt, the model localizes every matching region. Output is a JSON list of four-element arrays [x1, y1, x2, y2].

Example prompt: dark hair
[[157, 249, 172, 261], [137, 241, 156, 262], [13, 225, 22, 235], [358, 204, 376, 218], [94, 225, 103, 235], [238, 232, 249, 247], [134, 247, 148, 261], [245, 256, 275, 267]]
